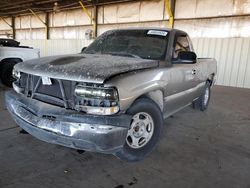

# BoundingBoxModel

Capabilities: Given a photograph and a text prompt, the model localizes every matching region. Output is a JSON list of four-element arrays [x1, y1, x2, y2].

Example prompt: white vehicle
[[0, 38, 40, 86]]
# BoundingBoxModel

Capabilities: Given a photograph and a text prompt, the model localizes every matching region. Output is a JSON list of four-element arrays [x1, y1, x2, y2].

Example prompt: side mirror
[[177, 51, 197, 64], [81, 47, 87, 53]]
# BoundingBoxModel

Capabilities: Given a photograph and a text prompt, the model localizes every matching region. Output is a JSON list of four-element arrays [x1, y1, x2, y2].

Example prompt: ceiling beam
[[0, 0, 136, 17]]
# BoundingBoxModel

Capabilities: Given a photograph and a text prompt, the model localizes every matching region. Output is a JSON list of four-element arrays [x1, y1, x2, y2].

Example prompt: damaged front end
[[6, 71, 131, 153]]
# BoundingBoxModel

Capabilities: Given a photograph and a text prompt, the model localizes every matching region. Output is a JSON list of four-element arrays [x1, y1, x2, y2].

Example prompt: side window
[[173, 35, 191, 59]]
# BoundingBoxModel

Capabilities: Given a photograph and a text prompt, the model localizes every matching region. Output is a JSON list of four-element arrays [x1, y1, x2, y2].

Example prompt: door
[[163, 34, 200, 117]]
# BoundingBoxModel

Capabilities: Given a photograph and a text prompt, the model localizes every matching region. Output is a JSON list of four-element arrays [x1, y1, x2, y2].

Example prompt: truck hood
[[15, 54, 159, 83]]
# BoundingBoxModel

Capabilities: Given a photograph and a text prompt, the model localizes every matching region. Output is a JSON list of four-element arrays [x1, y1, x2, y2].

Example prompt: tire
[[115, 98, 163, 162], [197, 82, 211, 111], [0, 61, 17, 87]]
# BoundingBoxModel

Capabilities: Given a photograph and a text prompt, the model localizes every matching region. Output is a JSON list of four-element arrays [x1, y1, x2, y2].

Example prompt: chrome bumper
[[5, 91, 131, 153]]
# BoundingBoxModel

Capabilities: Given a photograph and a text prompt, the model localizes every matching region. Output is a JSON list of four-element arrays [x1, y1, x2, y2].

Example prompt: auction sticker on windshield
[[147, 30, 168, 36]]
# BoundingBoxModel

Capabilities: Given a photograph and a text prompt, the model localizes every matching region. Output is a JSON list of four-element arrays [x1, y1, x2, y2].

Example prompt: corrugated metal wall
[[19, 39, 92, 56], [192, 38, 250, 88], [19, 37, 250, 89]]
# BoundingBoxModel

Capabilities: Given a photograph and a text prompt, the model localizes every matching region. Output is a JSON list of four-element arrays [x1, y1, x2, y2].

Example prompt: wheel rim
[[203, 87, 210, 106], [126, 112, 154, 149]]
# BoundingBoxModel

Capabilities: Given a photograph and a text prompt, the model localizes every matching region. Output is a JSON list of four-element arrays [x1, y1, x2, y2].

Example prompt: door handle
[[191, 69, 196, 75]]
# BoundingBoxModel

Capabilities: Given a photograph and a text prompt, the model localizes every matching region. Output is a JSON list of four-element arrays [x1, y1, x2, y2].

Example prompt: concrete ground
[[0, 85, 249, 188]]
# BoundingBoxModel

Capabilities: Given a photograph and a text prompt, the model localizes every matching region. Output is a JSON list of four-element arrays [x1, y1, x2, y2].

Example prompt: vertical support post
[[45, 12, 49, 40], [11, 16, 16, 39], [79, 1, 97, 38], [164, 0, 175, 28], [45, 12, 49, 57], [93, 5, 98, 38], [170, 0, 176, 27]]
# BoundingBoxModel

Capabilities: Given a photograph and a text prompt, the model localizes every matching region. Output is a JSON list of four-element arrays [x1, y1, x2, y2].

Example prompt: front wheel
[[115, 98, 163, 162]]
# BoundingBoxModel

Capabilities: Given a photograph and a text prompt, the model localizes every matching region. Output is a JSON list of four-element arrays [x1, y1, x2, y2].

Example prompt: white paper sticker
[[42, 77, 52, 85], [147, 30, 168, 36]]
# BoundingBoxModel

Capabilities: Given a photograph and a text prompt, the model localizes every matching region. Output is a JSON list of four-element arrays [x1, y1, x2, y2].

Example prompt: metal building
[[0, 1, 250, 187]]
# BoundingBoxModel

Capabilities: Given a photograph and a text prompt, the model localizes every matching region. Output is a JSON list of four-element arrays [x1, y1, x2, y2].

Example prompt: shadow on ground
[[0, 85, 250, 188]]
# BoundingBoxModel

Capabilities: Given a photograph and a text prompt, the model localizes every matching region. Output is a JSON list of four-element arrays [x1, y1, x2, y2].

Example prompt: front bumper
[[5, 91, 131, 154]]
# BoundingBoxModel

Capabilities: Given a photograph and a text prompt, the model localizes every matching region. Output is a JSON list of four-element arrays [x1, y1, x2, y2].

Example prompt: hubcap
[[204, 87, 210, 106], [126, 112, 154, 149]]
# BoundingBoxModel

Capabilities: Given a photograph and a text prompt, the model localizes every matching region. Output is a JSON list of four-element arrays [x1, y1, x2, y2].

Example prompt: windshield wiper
[[105, 52, 141, 59]]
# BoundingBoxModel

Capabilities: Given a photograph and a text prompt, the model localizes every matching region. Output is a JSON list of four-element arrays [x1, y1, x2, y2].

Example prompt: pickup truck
[[5, 28, 217, 161], [0, 38, 40, 86]]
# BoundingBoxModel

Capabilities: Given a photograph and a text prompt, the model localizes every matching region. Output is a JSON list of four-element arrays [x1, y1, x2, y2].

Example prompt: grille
[[17, 73, 76, 109]]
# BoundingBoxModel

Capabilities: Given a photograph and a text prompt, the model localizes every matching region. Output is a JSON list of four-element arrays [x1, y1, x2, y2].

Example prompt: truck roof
[[0, 38, 32, 49], [108, 27, 187, 35], [0, 38, 20, 47]]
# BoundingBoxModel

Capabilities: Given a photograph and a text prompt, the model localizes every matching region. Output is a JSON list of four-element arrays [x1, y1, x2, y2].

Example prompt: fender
[[145, 90, 164, 112], [105, 68, 168, 112]]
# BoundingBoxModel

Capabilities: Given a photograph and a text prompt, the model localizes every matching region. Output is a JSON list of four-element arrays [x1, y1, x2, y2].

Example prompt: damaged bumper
[[5, 91, 131, 153]]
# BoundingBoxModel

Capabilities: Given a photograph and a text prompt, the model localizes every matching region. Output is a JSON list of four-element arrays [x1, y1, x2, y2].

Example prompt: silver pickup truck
[[6, 28, 216, 161]]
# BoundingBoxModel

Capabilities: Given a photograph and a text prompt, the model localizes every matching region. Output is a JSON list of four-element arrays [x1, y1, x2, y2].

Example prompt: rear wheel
[[196, 82, 211, 111], [115, 98, 163, 162], [0, 61, 18, 87]]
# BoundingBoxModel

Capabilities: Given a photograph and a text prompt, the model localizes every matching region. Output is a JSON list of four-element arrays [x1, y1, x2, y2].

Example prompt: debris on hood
[[15, 54, 159, 83]]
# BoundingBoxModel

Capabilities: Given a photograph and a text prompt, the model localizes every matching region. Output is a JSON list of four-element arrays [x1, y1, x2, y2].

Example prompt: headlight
[[75, 85, 118, 100], [74, 85, 119, 115], [12, 69, 21, 79]]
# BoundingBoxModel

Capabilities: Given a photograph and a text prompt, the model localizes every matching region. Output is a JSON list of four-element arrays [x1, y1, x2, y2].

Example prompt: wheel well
[[0, 58, 23, 63], [207, 73, 215, 86], [0, 58, 23, 75]]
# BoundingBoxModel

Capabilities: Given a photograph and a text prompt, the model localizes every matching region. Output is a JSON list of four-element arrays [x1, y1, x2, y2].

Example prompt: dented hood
[[15, 54, 159, 83]]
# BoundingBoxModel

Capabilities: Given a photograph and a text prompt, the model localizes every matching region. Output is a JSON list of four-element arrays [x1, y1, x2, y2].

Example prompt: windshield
[[83, 29, 168, 60]]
